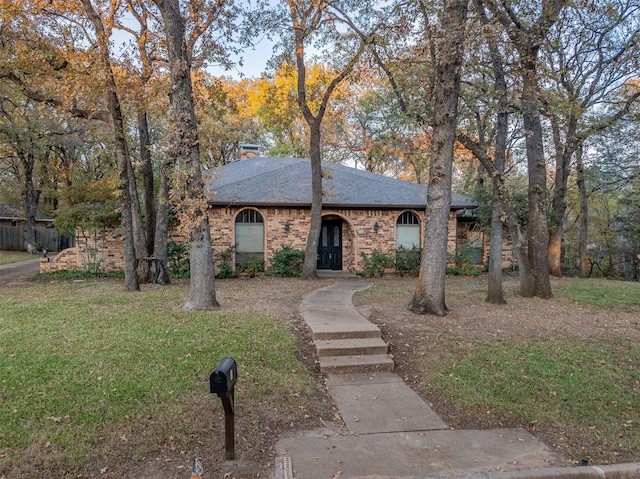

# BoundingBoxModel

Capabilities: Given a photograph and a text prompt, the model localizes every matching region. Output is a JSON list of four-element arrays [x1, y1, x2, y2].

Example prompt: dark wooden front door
[[317, 220, 342, 270]]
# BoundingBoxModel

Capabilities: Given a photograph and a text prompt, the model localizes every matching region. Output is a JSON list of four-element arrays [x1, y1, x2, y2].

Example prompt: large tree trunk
[[287, 0, 365, 279], [521, 55, 552, 299], [80, 0, 138, 291], [154, 0, 218, 310], [409, 0, 469, 317], [548, 115, 577, 277], [478, 0, 507, 304], [505, 208, 534, 295], [22, 150, 38, 248], [576, 145, 590, 278], [458, 134, 534, 296], [138, 109, 156, 256], [480, 0, 563, 298], [487, 177, 506, 303], [127, 157, 147, 260], [152, 159, 172, 285], [301, 122, 322, 279]]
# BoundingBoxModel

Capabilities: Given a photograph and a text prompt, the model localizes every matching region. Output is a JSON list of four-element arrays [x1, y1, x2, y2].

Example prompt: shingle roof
[[0, 203, 53, 221], [204, 157, 476, 210]]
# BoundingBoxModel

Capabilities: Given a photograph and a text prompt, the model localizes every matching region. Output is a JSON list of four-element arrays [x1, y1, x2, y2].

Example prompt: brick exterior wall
[[43, 207, 506, 274], [40, 228, 124, 274], [209, 206, 460, 273]]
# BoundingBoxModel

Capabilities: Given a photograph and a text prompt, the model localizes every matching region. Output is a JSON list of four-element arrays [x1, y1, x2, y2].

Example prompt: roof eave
[[208, 201, 476, 210]]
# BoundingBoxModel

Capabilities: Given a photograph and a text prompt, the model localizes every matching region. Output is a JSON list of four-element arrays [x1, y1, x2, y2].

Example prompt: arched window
[[396, 211, 420, 249], [235, 209, 264, 265]]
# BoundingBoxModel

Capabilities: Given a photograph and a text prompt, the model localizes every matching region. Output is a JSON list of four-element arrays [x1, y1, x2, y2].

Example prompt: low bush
[[395, 246, 421, 276], [236, 258, 265, 277], [357, 250, 395, 277], [447, 242, 484, 277], [215, 245, 236, 279], [167, 241, 190, 279], [268, 245, 305, 277]]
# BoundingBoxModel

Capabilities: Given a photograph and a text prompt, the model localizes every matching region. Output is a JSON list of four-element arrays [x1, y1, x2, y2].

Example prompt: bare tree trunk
[[548, 114, 577, 277], [521, 56, 552, 298], [153, 0, 218, 309], [138, 109, 156, 256], [302, 121, 322, 279], [287, 1, 366, 280], [22, 150, 38, 248], [474, 0, 507, 303], [127, 157, 147, 260], [480, 0, 564, 298], [80, 0, 138, 291], [458, 134, 534, 296], [576, 145, 589, 278], [487, 178, 506, 303], [152, 159, 172, 285], [409, 0, 469, 317]]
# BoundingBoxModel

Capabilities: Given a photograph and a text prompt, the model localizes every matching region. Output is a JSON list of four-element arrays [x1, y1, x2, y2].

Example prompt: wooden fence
[[0, 226, 74, 252]]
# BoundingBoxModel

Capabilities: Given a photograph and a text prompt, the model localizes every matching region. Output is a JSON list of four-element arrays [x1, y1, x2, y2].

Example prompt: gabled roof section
[[204, 157, 476, 210]]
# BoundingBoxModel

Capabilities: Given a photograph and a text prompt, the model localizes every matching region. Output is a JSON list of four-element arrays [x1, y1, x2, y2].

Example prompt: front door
[[317, 220, 342, 270]]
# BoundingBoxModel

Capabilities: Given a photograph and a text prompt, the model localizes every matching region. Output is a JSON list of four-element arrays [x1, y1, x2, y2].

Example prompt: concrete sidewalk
[[275, 281, 640, 479]]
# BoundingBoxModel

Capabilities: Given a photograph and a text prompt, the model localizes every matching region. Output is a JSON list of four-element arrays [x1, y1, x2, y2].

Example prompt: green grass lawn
[[554, 277, 640, 309], [0, 281, 321, 477], [0, 251, 35, 266], [2, 275, 638, 476]]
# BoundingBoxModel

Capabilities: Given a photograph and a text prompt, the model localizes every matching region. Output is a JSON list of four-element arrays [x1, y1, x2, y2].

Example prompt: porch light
[[373, 222, 379, 233], [284, 221, 290, 233]]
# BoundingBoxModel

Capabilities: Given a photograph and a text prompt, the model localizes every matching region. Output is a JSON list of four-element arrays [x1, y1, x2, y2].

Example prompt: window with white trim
[[235, 210, 264, 264], [396, 211, 420, 249]]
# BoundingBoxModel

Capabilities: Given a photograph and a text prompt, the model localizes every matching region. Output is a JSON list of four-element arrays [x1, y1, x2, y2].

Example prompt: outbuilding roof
[[0, 203, 53, 222], [205, 157, 476, 210]]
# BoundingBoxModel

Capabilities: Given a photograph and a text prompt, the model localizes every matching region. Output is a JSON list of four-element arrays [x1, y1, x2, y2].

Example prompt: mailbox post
[[210, 357, 237, 460]]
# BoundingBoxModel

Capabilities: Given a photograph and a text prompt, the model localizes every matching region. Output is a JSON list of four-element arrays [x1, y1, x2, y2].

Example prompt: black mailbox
[[210, 357, 237, 394]]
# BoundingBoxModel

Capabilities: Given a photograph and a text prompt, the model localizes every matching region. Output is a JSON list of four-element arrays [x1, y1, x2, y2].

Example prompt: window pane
[[396, 225, 420, 248], [398, 211, 419, 225], [236, 224, 264, 252], [322, 226, 328, 247], [333, 226, 340, 247], [236, 210, 264, 223]]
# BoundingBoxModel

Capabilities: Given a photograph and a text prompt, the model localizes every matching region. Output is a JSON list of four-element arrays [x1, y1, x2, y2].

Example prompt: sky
[[113, 10, 276, 80], [208, 37, 276, 79]]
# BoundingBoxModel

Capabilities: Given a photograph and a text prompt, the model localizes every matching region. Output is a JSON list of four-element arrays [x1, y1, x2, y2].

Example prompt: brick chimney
[[239, 144, 261, 159]]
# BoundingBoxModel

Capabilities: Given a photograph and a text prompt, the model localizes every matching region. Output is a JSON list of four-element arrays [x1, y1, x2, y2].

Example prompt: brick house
[[205, 156, 480, 274], [42, 156, 487, 275]]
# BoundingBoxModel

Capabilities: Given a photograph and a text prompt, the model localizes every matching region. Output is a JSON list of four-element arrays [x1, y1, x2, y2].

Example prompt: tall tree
[[542, 1, 640, 277], [0, 92, 50, 248], [481, 0, 566, 299], [282, 0, 368, 279], [408, 0, 470, 316], [457, 0, 516, 303], [119, 0, 161, 259], [79, 0, 140, 291], [152, 0, 220, 309], [117, 0, 172, 283]]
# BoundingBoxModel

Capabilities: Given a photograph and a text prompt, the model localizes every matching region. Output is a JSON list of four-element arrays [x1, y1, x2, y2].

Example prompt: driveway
[[0, 258, 42, 286]]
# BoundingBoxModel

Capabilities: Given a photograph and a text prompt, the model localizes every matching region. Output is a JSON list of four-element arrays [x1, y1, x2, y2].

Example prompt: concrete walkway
[[275, 281, 640, 479]]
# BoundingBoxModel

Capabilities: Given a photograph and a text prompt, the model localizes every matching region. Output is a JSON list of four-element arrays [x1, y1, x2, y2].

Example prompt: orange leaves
[[168, 167, 209, 234]]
